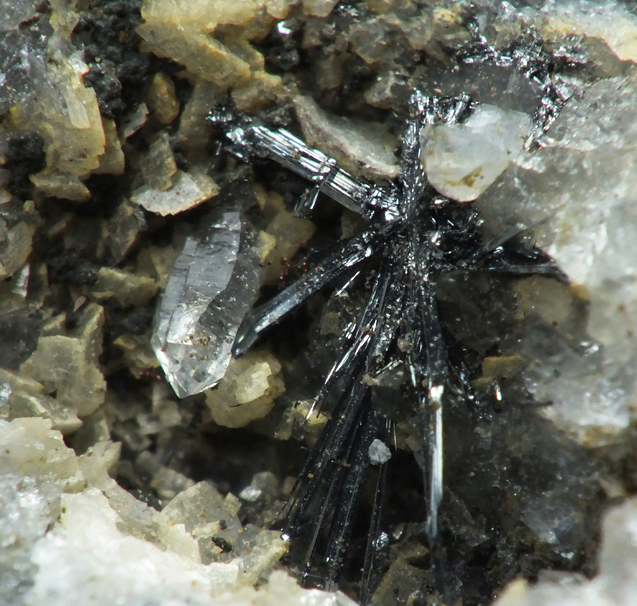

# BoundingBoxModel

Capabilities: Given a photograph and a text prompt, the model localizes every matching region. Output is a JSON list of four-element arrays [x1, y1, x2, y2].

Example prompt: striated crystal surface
[[152, 211, 262, 397]]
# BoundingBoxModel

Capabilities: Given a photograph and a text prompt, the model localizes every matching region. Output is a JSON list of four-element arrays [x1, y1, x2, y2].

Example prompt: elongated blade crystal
[[152, 210, 262, 398]]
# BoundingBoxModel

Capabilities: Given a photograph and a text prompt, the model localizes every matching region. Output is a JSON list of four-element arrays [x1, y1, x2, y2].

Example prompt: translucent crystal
[[152, 211, 263, 398], [368, 438, 391, 465], [423, 104, 533, 202]]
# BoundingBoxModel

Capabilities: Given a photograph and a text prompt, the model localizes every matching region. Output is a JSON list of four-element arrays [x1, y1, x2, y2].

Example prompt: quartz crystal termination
[[152, 210, 262, 398]]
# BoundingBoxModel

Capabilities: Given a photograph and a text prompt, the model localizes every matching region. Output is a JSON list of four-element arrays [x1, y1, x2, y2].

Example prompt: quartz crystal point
[[152, 210, 262, 398]]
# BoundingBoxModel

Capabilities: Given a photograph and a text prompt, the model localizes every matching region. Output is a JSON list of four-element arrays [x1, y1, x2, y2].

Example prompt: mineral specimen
[[152, 211, 264, 397], [2, 1, 637, 606]]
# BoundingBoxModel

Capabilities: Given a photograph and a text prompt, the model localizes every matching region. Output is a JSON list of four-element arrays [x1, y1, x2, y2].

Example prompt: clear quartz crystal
[[152, 211, 262, 398]]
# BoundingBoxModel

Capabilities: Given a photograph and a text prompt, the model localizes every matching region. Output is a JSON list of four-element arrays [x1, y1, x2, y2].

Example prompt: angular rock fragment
[[121, 102, 149, 139], [152, 211, 264, 397], [206, 350, 284, 428], [78, 267, 158, 308], [132, 169, 219, 215], [293, 95, 400, 181], [0, 220, 36, 280], [20, 303, 106, 418], [0, 369, 82, 434], [0, 417, 84, 491], [107, 201, 144, 263], [139, 131, 178, 192], [146, 72, 180, 125], [95, 118, 125, 176], [301, 0, 339, 18]]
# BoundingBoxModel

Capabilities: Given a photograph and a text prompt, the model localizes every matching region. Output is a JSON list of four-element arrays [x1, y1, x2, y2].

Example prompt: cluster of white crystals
[[493, 495, 637, 606], [152, 211, 263, 397], [475, 71, 637, 448], [0, 417, 355, 606]]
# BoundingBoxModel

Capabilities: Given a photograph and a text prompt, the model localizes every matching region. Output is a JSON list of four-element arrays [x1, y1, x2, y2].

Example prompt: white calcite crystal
[[476, 72, 637, 448], [152, 211, 264, 397], [422, 104, 533, 202], [0, 417, 352, 606], [493, 495, 637, 606]]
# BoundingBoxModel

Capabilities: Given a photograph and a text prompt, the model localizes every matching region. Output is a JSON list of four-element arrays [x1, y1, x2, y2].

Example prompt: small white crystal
[[423, 104, 532, 202], [369, 438, 392, 465]]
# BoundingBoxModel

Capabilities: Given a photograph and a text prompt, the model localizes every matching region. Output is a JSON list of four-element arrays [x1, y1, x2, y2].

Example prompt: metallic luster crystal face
[[152, 210, 262, 398]]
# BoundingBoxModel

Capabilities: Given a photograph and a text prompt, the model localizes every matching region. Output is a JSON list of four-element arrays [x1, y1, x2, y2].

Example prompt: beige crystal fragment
[[264, 0, 292, 19], [0, 418, 84, 492], [70, 408, 111, 454], [160, 522, 203, 563], [27, 51, 106, 180], [41, 313, 67, 337], [0, 368, 82, 434], [140, 132, 178, 191], [237, 530, 288, 586], [217, 29, 266, 72], [301, 0, 339, 18], [146, 72, 180, 124], [263, 204, 316, 285], [432, 6, 472, 47], [138, 23, 252, 88], [30, 171, 91, 201], [278, 398, 327, 446], [0, 220, 35, 279], [113, 333, 161, 379], [95, 118, 125, 175], [91, 472, 162, 544], [78, 440, 121, 483], [48, 0, 82, 37], [294, 95, 400, 181], [136, 242, 181, 288], [159, 481, 241, 564], [132, 168, 219, 215], [83, 267, 158, 307], [108, 200, 143, 262], [160, 481, 231, 531], [142, 0, 266, 32], [231, 71, 282, 112], [121, 102, 149, 138], [21, 303, 106, 418], [541, 2, 637, 63], [206, 351, 284, 429], [180, 80, 223, 162]]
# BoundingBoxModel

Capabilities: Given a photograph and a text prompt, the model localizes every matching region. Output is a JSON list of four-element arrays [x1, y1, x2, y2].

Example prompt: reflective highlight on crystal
[[152, 211, 261, 397]]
